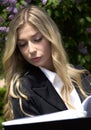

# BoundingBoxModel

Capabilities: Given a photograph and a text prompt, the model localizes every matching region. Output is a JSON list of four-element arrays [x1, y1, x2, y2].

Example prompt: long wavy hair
[[3, 5, 88, 120]]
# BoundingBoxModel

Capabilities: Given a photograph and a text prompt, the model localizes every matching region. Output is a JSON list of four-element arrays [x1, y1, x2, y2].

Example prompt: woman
[[3, 5, 91, 121]]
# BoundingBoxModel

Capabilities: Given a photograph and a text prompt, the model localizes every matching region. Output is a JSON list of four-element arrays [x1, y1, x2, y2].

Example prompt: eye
[[33, 36, 43, 43], [17, 41, 28, 48]]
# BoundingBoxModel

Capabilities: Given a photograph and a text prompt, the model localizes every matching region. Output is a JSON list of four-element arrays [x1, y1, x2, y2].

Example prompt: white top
[[39, 67, 82, 110]]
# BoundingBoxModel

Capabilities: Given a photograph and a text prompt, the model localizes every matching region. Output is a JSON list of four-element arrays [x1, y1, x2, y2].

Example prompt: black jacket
[[11, 66, 91, 119]]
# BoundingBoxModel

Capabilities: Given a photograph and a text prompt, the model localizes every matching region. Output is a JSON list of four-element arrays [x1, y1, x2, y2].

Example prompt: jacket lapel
[[28, 65, 91, 111], [31, 72, 67, 111], [75, 87, 85, 102]]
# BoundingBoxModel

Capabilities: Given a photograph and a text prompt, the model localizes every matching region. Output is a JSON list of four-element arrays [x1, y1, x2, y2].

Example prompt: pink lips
[[31, 57, 41, 62]]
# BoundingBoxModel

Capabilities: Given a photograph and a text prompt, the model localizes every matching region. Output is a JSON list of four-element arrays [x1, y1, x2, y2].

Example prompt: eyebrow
[[17, 31, 41, 41]]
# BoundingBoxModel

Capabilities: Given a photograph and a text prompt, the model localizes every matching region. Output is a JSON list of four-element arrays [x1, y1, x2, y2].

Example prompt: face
[[17, 23, 54, 70]]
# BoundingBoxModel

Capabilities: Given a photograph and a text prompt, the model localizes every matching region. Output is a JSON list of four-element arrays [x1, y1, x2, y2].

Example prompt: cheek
[[19, 48, 27, 58], [42, 39, 51, 51], [46, 41, 51, 52], [43, 43, 51, 56]]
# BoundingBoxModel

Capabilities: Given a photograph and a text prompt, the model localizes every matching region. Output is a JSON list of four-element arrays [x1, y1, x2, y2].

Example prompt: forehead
[[17, 23, 38, 38]]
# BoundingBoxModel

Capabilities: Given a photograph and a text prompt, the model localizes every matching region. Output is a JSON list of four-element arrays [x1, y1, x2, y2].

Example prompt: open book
[[2, 95, 91, 129]]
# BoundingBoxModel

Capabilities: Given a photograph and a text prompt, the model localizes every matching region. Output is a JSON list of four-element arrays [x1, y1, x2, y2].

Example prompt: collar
[[39, 67, 64, 92], [39, 67, 56, 84]]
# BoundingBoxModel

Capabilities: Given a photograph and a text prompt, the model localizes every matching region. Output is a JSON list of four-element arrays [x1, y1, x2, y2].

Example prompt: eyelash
[[34, 37, 42, 42], [18, 41, 27, 48], [18, 37, 43, 48]]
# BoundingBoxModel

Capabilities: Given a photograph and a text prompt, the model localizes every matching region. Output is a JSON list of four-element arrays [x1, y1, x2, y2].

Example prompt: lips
[[31, 57, 41, 62]]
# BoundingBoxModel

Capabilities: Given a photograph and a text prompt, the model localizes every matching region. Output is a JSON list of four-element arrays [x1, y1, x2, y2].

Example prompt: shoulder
[[72, 64, 88, 71], [75, 66, 91, 94], [15, 66, 49, 97], [19, 66, 48, 90], [71, 64, 90, 76], [74, 65, 91, 79], [21, 66, 47, 83], [81, 72, 91, 94], [70, 64, 91, 94]]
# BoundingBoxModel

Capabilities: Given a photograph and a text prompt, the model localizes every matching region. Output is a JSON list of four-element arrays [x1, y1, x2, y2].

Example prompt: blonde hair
[[3, 5, 88, 120]]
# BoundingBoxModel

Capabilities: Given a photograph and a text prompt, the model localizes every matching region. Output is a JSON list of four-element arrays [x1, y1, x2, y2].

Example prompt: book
[[2, 115, 91, 130], [2, 96, 91, 130]]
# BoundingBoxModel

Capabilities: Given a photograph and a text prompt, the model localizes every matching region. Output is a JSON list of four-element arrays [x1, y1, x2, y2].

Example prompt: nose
[[28, 41, 36, 53]]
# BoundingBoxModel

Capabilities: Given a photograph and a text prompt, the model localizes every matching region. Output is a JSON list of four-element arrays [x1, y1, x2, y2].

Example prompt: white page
[[82, 95, 91, 116], [3, 95, 91, 126], [82, 95, 91, 110], [2, 110, 87, 126]]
